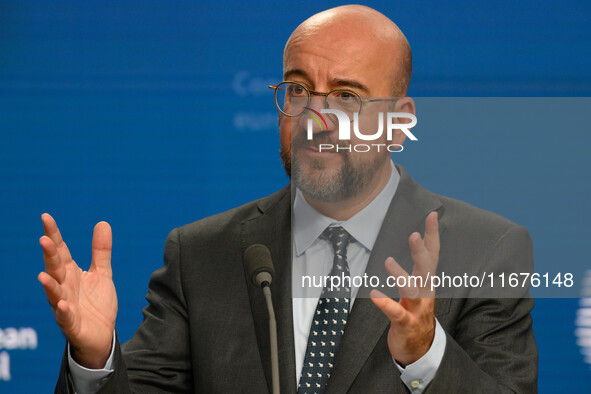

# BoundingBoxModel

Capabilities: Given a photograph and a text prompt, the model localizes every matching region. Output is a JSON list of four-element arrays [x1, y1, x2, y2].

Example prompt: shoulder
[[436, 193, 532, 259], [396, 164, 531, 257], [437, 193, 524, 236], [167, 184, 290, 246], [424, 193, 533, 289]]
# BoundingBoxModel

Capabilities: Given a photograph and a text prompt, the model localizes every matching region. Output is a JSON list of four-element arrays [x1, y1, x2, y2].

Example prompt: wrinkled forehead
[[284, 33, 379, 67], [282, 25, 398, 95]]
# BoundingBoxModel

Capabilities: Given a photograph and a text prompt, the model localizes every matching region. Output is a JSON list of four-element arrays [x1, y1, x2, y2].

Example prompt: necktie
[[298, 226, 353, 394]]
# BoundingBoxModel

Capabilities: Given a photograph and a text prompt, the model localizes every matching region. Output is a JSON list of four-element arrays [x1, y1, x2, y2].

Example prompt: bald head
[[284, 5, 412, 96]]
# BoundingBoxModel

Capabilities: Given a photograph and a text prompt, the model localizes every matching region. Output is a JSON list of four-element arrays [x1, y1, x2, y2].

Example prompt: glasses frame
[[269, 81, 397, 117]]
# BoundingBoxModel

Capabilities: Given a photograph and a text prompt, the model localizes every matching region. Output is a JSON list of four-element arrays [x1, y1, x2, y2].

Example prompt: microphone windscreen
[[244, 244, 275, 286]]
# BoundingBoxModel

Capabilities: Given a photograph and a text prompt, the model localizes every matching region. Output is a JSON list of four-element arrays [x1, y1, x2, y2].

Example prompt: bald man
[[43, 5, 537, 393]]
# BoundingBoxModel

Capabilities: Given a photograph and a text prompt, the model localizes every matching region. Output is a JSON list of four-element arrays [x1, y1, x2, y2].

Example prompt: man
[[39, 5, 537, 393]]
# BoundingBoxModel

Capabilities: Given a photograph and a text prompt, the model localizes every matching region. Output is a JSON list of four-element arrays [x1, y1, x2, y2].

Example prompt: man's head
[[279, 5, 414, 203]]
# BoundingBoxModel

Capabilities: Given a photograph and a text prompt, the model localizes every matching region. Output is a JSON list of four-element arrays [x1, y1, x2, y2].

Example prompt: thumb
[[90, 221, 112, 277]]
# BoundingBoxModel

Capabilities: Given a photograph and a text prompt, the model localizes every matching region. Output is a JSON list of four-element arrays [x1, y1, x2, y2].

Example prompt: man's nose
[[308, 95, 325, 112], [297, 96, 336, 135]]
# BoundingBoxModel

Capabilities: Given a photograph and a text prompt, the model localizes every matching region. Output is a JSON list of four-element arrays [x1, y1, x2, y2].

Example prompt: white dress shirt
[[69, 161, 445, 393], [291, 161, 445, 393]]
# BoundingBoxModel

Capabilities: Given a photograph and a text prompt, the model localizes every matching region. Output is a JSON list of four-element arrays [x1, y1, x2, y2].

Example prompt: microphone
[[245, 244, 275, 288], [244, 244, 280, 394]]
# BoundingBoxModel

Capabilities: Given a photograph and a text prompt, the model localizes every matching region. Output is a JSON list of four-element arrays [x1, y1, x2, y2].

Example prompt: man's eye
[[289, 85, 307, 96], [336, 91, 354, 101]]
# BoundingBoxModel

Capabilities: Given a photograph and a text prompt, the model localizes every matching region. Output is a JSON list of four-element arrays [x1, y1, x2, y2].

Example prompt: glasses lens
[[326, 90, 362, 118], [275, 82, 308, 116]]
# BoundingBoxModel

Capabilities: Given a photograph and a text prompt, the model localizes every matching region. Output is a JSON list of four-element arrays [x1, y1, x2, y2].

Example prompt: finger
[[42, 213, 73, 263], [409, 232, 436, 276], [385, 257, 409, 278], [55, 300, 76, 332], [385, 257, 420, 299], [370, 289, 411, 326], [406, 235, 438, 298], [40, 235, 66, 283], [90, 221, 112, 277], [38, 271, 64, 309], [424, 211, 440, 256]]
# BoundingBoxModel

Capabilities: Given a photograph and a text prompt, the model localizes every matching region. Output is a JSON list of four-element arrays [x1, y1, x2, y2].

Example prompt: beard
[[281, 129, 389, 203]]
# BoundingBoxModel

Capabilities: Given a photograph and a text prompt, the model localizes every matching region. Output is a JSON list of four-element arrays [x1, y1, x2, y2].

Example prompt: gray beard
[[291, 149, 388, 203]]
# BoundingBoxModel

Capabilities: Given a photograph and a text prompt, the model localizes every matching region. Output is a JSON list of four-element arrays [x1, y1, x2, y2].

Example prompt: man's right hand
[[38, 213, 118, 369]]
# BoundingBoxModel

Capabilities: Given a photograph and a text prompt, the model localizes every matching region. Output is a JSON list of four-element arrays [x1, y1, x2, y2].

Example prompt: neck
[[303, 161, 392, 221]]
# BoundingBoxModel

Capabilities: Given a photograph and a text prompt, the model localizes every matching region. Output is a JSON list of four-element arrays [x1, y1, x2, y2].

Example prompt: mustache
[[292, 130, 348, 152]]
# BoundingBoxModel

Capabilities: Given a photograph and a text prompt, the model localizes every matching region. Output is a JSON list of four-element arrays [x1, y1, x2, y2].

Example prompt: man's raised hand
[[38, 213, 117, 369], [370, 211, 440, 366]]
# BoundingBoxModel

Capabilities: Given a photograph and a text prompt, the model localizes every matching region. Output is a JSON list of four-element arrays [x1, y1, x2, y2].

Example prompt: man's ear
[[387, 97, 416, 146], [394, 96, 415, 115]]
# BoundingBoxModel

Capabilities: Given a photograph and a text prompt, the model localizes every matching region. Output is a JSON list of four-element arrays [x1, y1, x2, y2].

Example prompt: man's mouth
[[299, 143, 341, 155]]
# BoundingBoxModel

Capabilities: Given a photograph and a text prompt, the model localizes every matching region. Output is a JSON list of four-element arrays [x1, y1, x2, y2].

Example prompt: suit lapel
[[242, 185, 297, 394], [325, 165, 445, 393]]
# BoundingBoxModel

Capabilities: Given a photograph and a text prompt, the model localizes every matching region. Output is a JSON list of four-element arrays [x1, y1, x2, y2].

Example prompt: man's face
[[279, 26, 406, 202]]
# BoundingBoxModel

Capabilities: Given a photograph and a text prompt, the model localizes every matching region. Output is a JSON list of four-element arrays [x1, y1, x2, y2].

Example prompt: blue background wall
[[0, 0, 590, 391]]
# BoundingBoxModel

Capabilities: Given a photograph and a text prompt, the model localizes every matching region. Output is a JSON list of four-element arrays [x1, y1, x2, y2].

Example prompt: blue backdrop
[[1, 0, 590, 391]]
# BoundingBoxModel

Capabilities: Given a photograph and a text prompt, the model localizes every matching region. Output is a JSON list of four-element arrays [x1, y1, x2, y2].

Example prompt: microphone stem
[[263, 284, 280, 394]]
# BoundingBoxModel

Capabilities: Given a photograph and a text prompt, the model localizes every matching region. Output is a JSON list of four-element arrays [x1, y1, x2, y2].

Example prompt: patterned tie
[[298, 226, 353, 394]]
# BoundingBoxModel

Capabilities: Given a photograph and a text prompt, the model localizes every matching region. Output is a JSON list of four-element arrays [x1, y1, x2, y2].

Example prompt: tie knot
[[322, 226, 353, 257]]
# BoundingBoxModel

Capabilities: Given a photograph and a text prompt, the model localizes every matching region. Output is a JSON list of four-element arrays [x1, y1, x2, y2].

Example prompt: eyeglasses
[[268, 81, 396, 118]]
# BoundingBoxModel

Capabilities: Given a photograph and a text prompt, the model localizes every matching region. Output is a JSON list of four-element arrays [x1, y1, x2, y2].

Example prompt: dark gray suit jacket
[[57, 165, 538, 393]]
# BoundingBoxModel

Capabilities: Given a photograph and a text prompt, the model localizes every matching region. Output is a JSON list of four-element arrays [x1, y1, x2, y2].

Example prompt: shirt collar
[[293, 160, 400, 256]]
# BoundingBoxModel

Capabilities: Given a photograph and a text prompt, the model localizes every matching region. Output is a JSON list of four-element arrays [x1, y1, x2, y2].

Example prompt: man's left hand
[[370, 211, 440, 367]]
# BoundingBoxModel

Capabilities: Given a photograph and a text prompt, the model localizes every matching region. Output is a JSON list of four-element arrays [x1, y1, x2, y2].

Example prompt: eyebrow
[[283, 68, 370, 94], [331, 78, 369, 94], [283, 68, 310, 82]]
